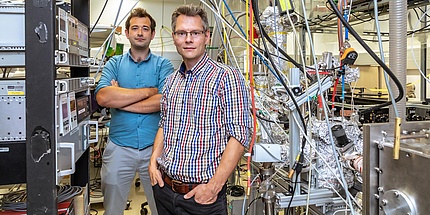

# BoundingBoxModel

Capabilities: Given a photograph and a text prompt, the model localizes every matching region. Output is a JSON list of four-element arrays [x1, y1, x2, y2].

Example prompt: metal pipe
[[389, 0, 407, 121]]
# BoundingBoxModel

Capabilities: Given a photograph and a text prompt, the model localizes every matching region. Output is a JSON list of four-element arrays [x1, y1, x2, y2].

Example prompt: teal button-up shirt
[[95, 50, 174, 149]]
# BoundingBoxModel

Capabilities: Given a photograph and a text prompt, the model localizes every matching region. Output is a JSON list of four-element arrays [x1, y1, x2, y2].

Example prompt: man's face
[[125, 17, 155, 50], [172, 15, 210, 66]]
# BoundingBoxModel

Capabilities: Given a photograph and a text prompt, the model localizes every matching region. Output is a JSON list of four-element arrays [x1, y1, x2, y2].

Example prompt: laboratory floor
[[90, 176, 152, 215]]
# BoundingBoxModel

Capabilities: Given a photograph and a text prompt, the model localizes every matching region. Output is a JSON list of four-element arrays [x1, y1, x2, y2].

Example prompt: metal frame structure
[[25, 0, 90, 213]]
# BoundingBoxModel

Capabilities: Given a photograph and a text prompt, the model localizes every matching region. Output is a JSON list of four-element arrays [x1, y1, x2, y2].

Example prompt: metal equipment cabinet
[[25, 0, 90, 214]]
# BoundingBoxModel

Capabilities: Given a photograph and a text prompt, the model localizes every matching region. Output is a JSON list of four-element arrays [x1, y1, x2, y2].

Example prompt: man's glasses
[[173, 30, 205, 39]]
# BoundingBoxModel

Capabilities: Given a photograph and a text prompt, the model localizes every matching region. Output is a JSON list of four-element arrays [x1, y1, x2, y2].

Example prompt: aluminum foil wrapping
[[344, 66, 360, 83], [305, 117, 363, 191], [260, 6, 289, 88], [255, 93, 289, 147]]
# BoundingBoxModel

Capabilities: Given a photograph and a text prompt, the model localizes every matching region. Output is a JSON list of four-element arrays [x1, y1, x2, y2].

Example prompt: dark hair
[[125, 8, 156, 31], [171, 4, 209, 32]]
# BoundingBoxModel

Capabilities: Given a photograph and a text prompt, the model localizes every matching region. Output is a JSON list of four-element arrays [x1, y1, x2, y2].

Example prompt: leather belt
[[162, 172, 199, 194]]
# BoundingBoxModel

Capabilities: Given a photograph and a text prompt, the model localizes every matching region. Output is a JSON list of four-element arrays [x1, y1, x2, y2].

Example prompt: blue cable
[[341, 73, 345, 101], [343, 9, 349, 40], [221, 0, 246, 36]]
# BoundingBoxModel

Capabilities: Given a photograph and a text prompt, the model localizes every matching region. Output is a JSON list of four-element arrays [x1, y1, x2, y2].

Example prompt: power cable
[[254, 8, 313, 81], [90, 0, 109, 34], [253, 1, 309, 212], [252, 0, 307, 135], [244, 196, 262, 215], [327, 0, 404, 114], [301, 0, 356, 213], [374, 0, 399, 118], [1, 185, 83, 211]]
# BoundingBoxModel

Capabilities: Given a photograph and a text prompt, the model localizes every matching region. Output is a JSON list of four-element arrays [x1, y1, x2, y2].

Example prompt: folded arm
[[120, 94, 162, 113], [96, 79, 158, 109]]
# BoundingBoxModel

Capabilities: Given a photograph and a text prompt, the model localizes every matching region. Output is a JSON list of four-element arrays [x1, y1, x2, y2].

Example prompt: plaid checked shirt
[[159, 53, 253, 183]]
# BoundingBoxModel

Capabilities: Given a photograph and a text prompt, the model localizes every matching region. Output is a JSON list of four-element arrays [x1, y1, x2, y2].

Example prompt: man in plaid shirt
[[149, 4, 253, 215]]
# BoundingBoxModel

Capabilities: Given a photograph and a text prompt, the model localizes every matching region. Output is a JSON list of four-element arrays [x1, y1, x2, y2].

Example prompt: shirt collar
[[178, 53, 209, 76], [126, 49, 152, 63]]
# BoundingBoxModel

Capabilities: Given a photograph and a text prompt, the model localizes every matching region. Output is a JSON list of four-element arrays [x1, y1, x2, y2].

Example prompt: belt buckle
[[171, 179, 183, 193]]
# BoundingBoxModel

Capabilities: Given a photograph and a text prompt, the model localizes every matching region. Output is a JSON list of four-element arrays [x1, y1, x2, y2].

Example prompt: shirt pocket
[[192, 89, 220, 129], [139, 70, 158, 88]]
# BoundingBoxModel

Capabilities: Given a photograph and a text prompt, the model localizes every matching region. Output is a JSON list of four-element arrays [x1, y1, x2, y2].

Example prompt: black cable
[[407, 22, 430, 35], [417, 7, 430, 20], [366, 1, 390, 22], [361, 38, 389, 43], [1, 185, 82, 211], [349, 11, 374, 23], [227, 12, 246, 40], [253, 2, 308, 187], [244, 196, 262, 215], [254, 46, 341, 71], [227, 185, 245, 197], [252, 0, 307, 136], [90, 0, 109, 34], [413, 8, 427, 23], [250, 2, 313, 82], [256, 111, 289, 124], [285, 173, 300, 215], [327, 0, 404, 114]]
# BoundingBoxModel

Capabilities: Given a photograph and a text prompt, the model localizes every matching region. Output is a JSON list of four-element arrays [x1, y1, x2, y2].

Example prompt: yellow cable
[[159, 28, 164, 56], [222, 2, 227, 64], [245, 0, 249, 81]]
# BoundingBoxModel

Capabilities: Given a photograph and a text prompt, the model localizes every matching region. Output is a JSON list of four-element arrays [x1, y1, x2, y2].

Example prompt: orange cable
[[246, 0, 257, 195]]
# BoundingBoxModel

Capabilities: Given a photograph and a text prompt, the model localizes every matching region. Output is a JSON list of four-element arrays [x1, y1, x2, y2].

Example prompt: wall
[[90, 0, 208, 68]]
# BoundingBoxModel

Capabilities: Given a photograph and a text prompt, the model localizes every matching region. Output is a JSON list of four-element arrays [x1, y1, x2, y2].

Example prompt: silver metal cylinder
[[389, 0, 407, 121]]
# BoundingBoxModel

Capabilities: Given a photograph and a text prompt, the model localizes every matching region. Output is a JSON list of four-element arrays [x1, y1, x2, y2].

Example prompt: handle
[[58, 142, 75, 176], [57, 80, 68, 94], [88, 120, 99, 144]]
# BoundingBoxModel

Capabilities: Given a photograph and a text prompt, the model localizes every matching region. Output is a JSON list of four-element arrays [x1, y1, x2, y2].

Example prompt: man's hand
[[183, 183, 218, 205], [111, 79, 119, 87], [149, 162, 164, 187]]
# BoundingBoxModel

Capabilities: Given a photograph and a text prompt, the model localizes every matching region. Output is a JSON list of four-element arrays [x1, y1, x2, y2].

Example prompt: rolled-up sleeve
[[157, 58, 174, 93], [221, 67, 253, 147], [95, 56, 119, 95]]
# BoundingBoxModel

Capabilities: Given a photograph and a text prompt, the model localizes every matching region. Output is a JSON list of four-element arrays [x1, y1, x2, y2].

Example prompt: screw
[[374, 167, 383, 174], [394, 191, 399, 198], [374, 194, 380, 199], [378, 187, 384, 192], [382, 199, 388, 206]]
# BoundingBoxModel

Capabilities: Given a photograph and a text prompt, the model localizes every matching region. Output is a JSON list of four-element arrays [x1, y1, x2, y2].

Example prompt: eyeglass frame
[[173, 30, 207, 39]]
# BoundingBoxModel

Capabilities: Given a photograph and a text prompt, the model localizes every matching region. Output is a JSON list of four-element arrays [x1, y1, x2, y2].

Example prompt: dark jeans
[[152, 183, 227, 215]]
